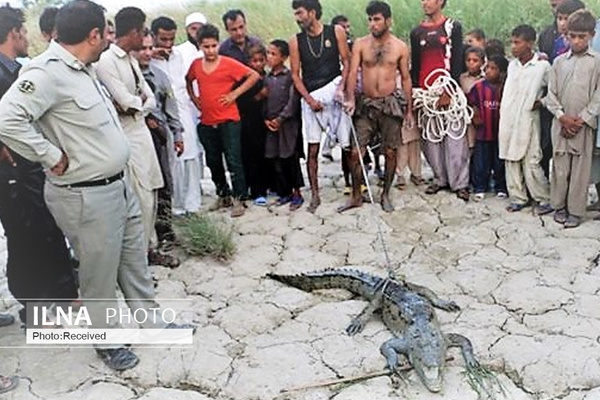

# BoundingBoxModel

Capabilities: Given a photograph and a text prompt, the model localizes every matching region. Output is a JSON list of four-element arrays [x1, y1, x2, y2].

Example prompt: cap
[[185, 12, 208, 27]]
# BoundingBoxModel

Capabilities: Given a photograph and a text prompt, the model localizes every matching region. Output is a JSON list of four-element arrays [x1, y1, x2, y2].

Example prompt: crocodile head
[[406, 314, 447, 392]]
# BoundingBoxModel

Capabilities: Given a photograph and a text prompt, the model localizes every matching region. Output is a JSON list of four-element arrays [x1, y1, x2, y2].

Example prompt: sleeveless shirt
[[297, 24, 341, 92]]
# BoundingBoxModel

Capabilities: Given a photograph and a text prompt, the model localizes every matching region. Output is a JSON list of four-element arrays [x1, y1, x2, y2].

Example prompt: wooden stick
[[280, 356, 455, 393]]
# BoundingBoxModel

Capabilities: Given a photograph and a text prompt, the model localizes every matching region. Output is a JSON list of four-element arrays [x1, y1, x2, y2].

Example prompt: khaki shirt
[[544, 49, 600, 154], [0, 41, 129, 185]]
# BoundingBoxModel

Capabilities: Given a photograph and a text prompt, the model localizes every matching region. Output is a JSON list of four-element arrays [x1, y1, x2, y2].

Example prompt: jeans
[[198, 121, 247, 199], [472, 140, 506, 194]]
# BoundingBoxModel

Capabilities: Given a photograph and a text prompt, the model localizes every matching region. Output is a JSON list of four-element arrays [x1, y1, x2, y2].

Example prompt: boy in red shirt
[[186, 24, 260, 217]]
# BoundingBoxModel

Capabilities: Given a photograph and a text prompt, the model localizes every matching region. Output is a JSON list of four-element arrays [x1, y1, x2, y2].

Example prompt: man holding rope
[[341, 0, 413, 213], [411, 0, 470, 201]]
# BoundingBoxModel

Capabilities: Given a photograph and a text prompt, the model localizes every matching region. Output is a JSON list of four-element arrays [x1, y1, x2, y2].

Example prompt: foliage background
[[25, 0, 600, 55]]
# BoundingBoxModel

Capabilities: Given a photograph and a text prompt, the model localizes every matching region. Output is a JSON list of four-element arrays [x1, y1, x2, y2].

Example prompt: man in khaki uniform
[[96, 7, 164, 258], [0, 0, 185, 371]]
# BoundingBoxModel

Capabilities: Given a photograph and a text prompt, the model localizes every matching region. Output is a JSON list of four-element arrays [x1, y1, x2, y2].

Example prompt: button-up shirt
[[0, 41, 129, 185], [218, 35, 261, 65]]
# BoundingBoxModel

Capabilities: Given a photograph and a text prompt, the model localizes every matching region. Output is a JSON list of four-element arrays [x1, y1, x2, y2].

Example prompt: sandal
[[276, 196, 291, 206], [410, 175, 425, 186], [96, 347, 139, 371], [0, 375, 18, 394], [0, 313, 14, 328], [253, 196, 268, 207], [289, 195, 304, 211], [506, 202, 527, 212], [425, 183, 447, 195], [456, 189, 470, 202]]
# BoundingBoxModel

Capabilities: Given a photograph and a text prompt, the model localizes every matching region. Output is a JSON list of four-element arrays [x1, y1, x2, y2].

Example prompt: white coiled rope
[[412, 68, 473, 143]]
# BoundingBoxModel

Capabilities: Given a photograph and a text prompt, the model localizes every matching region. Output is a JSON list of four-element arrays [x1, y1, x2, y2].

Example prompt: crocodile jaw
[[421, 366, 443, 392]]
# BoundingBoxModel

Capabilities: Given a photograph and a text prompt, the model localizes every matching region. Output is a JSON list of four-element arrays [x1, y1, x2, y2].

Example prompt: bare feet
[[307, 196, 321, 213], [380, 196, 394, 213], [337, 197, 363, 213]]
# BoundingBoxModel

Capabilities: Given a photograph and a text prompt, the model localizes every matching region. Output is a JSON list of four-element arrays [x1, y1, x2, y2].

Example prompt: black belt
[[65, 171, 124, 188]]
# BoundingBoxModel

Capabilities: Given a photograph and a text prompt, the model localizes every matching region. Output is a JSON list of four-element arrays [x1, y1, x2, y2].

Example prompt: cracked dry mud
[[1, 159, 600, 400]]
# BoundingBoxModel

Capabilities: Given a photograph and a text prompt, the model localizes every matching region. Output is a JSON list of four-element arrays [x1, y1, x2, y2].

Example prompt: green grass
[[154, 0, 600, 47], [173, 213, 236, 261], [25, 0, 600, 56]]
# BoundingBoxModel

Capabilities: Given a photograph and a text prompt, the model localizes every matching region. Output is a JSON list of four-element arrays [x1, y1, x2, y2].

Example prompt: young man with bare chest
[[341, 0, 413, 212]]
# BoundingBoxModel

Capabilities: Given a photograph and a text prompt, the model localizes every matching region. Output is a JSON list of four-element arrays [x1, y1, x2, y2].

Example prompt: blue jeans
[[472, 140, 506, 194]]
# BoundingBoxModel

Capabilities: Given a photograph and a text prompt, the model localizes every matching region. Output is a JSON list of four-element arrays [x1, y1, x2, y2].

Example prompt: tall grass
[[159, 0, 600, 47], [25, 0, 600, 56]]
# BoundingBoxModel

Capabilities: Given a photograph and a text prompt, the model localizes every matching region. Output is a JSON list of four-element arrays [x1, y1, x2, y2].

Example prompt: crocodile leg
[[380, 336, 409, 372], [446, 333, 478, 367], [405, 282, 461, 312], [447, 333, 503, 399], [346, 291, 383, 335]]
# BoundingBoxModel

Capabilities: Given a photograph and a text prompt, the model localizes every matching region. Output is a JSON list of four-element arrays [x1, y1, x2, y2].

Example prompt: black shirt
[[0, 52, 21, 98], [297, 24, 341, 92], [0, 53, 42, 173]]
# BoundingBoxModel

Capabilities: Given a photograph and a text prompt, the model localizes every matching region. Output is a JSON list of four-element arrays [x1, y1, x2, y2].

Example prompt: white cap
[[185, 12, 207, 27]]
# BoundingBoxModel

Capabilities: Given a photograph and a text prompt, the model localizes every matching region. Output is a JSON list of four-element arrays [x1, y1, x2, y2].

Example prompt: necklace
[[306, 29, 324, 59]]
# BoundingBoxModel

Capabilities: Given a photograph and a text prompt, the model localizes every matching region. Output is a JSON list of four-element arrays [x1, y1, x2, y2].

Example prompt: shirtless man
[[341, 0, 413, 212]]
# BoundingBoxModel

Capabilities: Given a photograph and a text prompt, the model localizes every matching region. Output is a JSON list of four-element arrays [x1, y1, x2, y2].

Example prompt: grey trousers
[[44, 175, 167, 337], [422, 135, 470, 191], [551, 129, 594, 217]]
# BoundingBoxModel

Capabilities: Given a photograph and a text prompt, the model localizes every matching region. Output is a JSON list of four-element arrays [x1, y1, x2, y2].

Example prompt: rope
[[412, 68, 473, 143]]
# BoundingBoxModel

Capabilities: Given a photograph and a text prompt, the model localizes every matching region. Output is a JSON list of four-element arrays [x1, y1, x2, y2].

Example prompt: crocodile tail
[[267, 268, 382, 298]]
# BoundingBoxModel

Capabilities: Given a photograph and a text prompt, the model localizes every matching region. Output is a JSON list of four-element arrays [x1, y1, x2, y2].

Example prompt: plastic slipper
[[253, 196, 268, 207]]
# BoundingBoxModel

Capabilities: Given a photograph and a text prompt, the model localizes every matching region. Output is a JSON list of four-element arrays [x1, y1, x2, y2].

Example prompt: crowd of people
[[0, 0, 598, 390]]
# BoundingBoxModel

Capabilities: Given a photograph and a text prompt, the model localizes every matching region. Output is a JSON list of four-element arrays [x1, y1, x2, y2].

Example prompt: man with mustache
[[289, 0, 350, 213], [341, 1, 413, 213]]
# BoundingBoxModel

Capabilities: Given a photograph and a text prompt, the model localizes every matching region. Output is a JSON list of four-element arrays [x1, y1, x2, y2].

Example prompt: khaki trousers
[[396, 140, 422, 179], [505, 130, 550, 205], [44, 175, 166, 337]]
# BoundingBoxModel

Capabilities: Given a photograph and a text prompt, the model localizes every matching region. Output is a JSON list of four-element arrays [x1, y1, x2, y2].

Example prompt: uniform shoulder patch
[[17, 80, 35, 94]]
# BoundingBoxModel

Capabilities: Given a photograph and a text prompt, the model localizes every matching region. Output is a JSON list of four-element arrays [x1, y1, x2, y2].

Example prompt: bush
[[174, 214, 236, 261]]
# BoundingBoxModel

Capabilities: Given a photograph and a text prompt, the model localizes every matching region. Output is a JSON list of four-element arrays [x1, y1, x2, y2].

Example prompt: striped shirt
[[468, 79, 501, 142]]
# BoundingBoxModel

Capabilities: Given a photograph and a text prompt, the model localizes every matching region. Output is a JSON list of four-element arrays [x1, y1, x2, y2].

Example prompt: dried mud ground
[[0, 156, 600, 400]]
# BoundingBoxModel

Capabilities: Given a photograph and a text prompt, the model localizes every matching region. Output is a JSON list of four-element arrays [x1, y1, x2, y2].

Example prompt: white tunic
[[153, 45, 202, 161], [499, 53, 550, 162]]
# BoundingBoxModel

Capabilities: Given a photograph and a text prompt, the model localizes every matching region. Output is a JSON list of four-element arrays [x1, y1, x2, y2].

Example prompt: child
[[549, 0, 586, 63], [460, 47, 485, 176], [186, 24, 260, 217], [460, 47, 485, 95], [465, 28, 486, 50], [485, 38, 506, 59], [498, 25, 553, 215], [238, 44, 270, 206], [264, 40, 305, 211], [468, 55, 509, 200], [543, 10, 600, 228]]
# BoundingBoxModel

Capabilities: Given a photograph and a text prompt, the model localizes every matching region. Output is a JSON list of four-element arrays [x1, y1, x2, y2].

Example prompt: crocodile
[[268, 268, 498, 394]]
